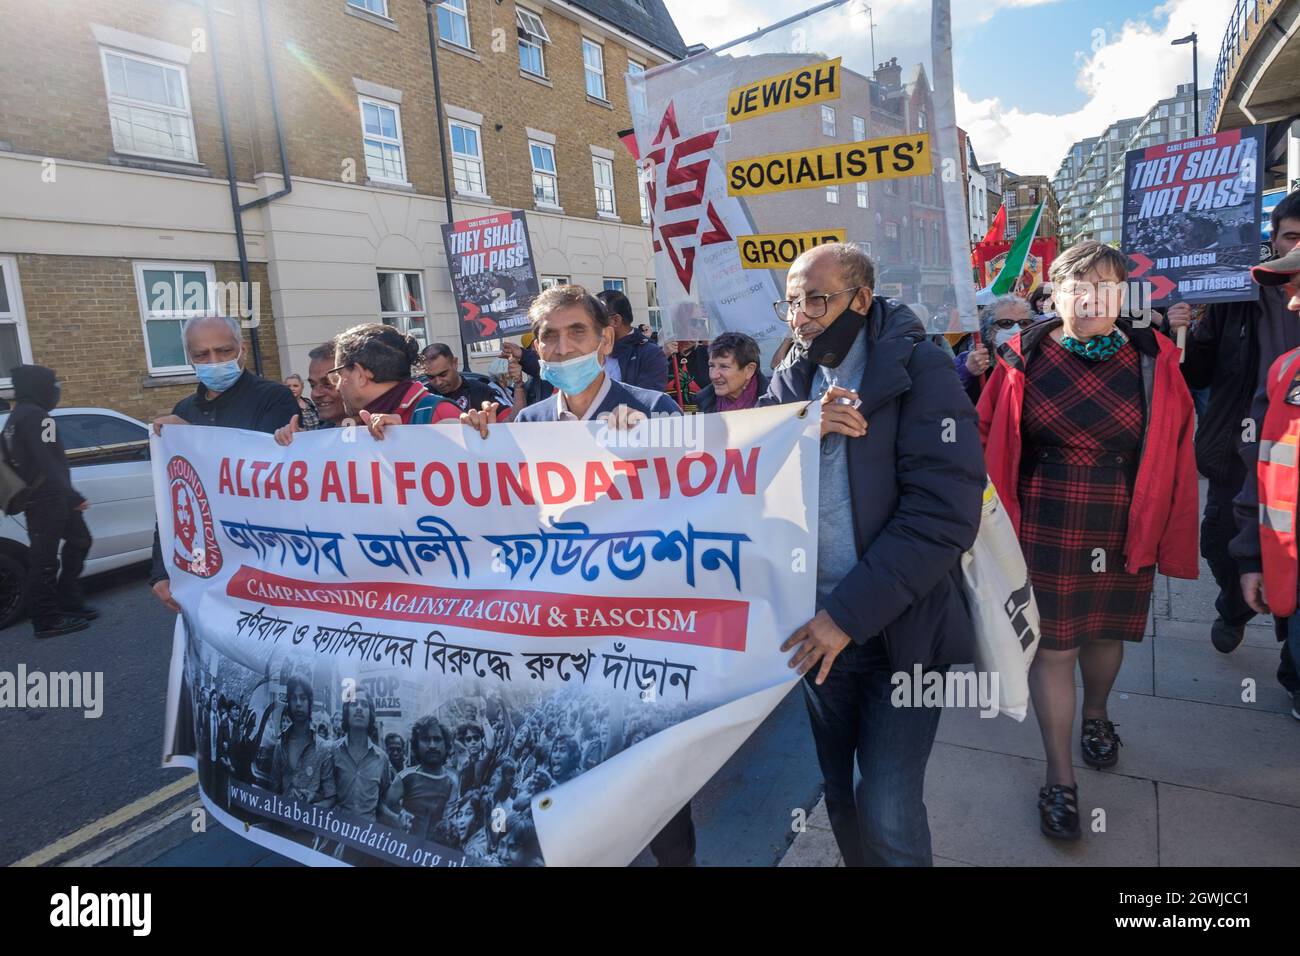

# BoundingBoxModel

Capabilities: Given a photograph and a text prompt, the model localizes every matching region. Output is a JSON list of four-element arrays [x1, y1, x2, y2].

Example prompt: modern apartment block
[[1052, 83, 1211, 248], [0, 0, 685, 421]]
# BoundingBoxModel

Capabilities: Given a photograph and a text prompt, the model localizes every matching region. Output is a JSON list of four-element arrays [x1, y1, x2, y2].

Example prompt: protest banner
[[441, 210, 540, 345], [157, 406, 819, 866], [1120, 126, 1267, 304], [625, 0, 976, 346]]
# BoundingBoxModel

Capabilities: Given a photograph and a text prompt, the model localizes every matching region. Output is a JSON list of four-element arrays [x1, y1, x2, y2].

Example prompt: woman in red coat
[[978, 241, 1198, 841]]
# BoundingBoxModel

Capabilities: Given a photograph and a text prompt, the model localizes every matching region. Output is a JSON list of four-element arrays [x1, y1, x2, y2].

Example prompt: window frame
[[132, 260, 218, 376], [637, 161, 651, 223], [821, 105, 836, 137], [358, 95, 409, 186], [602, 278, 626, 293], [539, 275, 571, 291], [592, 155, 617, 216], [99, 46, 199, 164], [437, 0, 471, 49], [856, 181, 869, 208], [626, 58, 647, 116], [0, 257, 34, 390], [852, 115, 866, 140], [449, 120, 487, 197], [825, 185, 839, 204], [377, 270, 429, 349], [582, 38, 607, 101], [529, 140, 559, 208], [646, 278, 661, 332], [516, 5, 549, 77], [347, 0, 389, 16]]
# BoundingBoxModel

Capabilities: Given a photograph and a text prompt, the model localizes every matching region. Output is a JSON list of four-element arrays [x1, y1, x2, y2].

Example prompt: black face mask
[[803, 307, 868, 368]]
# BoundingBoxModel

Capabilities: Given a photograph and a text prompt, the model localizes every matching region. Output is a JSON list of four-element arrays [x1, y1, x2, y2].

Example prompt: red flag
[[977, 205, 1006, 247], [617, 128, 640, 161]]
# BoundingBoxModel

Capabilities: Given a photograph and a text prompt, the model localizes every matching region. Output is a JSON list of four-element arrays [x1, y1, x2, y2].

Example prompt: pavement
[[781, 484, 1300, 868]]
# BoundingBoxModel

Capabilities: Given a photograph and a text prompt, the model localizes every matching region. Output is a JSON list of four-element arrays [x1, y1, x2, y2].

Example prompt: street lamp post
[[424, 0, 473, 369], [1171, 32, 1199, 136]]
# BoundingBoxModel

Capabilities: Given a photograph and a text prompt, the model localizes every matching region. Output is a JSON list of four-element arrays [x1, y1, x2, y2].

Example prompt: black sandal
[[1038, 783, 1080, 840], [1081, 718, 1122, 769]]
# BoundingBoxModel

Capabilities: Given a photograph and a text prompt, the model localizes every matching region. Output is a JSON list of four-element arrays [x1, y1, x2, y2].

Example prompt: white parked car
[[0, 407, 155, 627]]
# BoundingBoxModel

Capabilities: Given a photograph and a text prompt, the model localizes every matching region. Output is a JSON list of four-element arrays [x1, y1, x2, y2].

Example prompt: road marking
[[63, 798, 201, 868], [10, 773, 197, 868]]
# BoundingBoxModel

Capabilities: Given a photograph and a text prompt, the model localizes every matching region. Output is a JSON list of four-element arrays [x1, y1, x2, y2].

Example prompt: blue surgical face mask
[[194, 358, 243, 393], [540, 350, 603, 395]]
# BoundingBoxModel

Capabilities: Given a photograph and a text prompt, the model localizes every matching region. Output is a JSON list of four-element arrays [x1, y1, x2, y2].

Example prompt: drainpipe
[[240, 0, 293, 211], [206, 0, 295, 376]]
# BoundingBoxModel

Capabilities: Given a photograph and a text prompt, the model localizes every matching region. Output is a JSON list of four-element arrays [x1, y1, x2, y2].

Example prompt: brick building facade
[[0, 0, 685, 419]]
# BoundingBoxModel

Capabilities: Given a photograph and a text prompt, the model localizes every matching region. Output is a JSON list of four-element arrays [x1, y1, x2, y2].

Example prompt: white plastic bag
[[960, 479, 1041, 721]]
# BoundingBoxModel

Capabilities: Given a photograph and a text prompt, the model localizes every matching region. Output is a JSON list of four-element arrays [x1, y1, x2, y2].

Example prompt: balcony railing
[[1209, 0, 1280, 128]]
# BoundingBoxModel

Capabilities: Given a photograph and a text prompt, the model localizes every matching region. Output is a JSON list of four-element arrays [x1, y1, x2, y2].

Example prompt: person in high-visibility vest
[[1230, 245, 1300, 721]]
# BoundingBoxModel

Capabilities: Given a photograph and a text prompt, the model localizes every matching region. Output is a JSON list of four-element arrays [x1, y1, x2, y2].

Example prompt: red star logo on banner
[[643, 102, 733, 294]]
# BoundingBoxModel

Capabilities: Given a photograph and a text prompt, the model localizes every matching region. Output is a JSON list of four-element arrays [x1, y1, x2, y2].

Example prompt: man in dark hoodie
[[4, 365, 94, 638], [762, 242, 985, 866], [596, 289, 670, 391]]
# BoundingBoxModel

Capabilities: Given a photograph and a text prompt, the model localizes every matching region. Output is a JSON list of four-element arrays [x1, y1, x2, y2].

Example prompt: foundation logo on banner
[[168, 455, 222, 578]]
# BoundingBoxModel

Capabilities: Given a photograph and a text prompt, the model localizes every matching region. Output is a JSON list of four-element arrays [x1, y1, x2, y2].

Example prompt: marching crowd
[[9, 188, 1300, 866]]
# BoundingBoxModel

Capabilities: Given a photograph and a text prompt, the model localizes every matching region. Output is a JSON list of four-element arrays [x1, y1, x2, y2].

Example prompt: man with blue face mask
[[460, 285, 679, 431], [148, 315, 298, 613], [457, 285, 694, 865]]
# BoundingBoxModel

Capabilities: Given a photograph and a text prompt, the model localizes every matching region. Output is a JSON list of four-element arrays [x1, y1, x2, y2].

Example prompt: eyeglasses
[[773, 287, 862, 322], [325, 363, 350, 386], [992, 318, 1035, 330]]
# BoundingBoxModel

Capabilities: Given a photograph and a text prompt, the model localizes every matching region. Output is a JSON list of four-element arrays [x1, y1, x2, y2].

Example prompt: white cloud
[[957, 0, 1229, 176]]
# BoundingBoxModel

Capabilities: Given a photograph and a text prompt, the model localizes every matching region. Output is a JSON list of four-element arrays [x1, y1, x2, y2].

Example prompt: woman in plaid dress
[[978, 241, 1199, 842]]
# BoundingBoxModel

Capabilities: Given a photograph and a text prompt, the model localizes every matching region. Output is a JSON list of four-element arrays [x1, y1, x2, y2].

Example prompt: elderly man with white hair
[[148, 314, 298, 612]]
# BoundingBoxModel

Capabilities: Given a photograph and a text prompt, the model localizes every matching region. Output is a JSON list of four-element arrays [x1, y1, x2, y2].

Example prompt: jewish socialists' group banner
[[626, 0, 977, 349], [156, 406, 819, 866]]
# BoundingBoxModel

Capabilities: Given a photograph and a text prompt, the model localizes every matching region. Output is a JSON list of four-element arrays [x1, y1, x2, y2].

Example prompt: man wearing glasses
[[763, 242, 985, 866]]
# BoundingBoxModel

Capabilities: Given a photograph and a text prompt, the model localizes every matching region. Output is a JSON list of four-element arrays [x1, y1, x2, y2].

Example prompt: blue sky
[[662, 0, 1229, 175], [955, 0, 1182, 116]]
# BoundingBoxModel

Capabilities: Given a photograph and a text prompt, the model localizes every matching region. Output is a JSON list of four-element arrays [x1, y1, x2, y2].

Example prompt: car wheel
[[0, 551, 27, 629]]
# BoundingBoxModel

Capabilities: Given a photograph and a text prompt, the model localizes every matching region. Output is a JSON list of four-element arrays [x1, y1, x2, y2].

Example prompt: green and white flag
[[977, 200, 1044, 303]]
